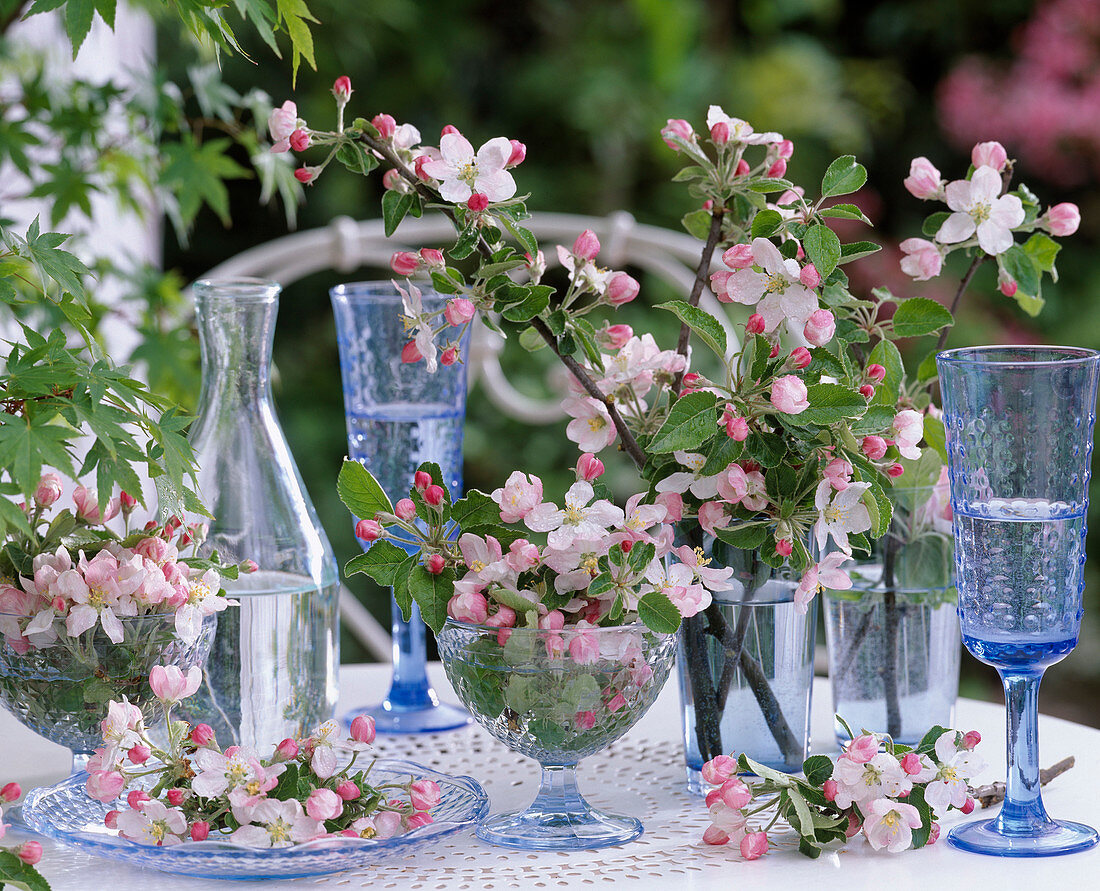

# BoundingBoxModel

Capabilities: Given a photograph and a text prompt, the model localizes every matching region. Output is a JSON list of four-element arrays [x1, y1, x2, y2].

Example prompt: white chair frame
[[200, 211, 731, 659]]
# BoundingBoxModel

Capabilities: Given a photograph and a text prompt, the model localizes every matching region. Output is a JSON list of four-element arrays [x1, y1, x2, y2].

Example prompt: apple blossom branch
[[353, 129, 650, 471], [673, 208, 726, 394]]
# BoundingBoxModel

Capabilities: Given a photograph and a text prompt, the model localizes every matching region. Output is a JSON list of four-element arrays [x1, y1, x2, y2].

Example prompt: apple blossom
[[332, 76, 353, 103], [903, 156, 944, 200], [859, 384, 875, 400], [563, 396, 616, 453], [711, 238, 818, 333], [803, 308, 835, 346], [741, 831, 768, 860], [425, 553, 446, 574], [306, 788, 343, 821], [190, 822, 210, 841], [892, 409, 924, 460], [814, 480, 872, 552], [789, 347, 811, 369], [275, 737, 298, 760], [350, 714, 376, 744], [795, 552, 852, 612], [706, 106, 782, 145], [862, 435, 888, 460], [899, 238, 944, 281], [661, 118, 695, 149], [491, 471, 544, 523], [971, 140, 1007, 171], [998, 268, 1018, 296], [1045, 202, 1080, 236], [231, 799, 321, 847], [294, 166, 320, 184], [355, 519, 382, 541], [268, 100, 298, 152], [832, 752, 911, 810], [823, 457, 853, 490], [606, 272, 640, 305], [191, 723, 215, 746], [770, 375, 809, 414], [745, 314, 766, 335], [390, 251, 420, 276], [866, 363, 886, 383], [887, 463, 905, 478], [721, 244, 755, 269], [16, 841, 42, 864], [444, 297, 476, 326], [420, 132, 517, 205], [0, 783, 20, 803], [936, 165, 1024, 255], [34, 472, 63, 507], [395, 498, 417, 521], [863, 798, 922, 852]]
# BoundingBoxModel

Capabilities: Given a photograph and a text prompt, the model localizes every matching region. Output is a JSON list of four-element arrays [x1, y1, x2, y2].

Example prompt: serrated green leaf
[[345, 539, 410, 586], [656, 300, 727, 358], [821, 155, 867, 198], [922, 211, 950, 238], [0, 848, 51, 890], [1000, 244, 1043, 315], [449, 490, 501, 531], [892, 297, 953, 338], [381, 189, 416, 237], [750, 209, 783, 239], [818, 203, 871, 224], [799, 383, 867, 425], [923, 414, 948, 462], [391, 553, 417, 618], [715, 523, 767, 549], [637, 590, 681, 633], [803, 223, 842, 278], [681, 208, 712, 240], [1022, 232, 1060, 274], [501, 288, 549, 322], [802, 754, 834, 785], [838, 241, 881, 264], [406, 564, 454, 633], [338, 459, 394, 520], [867, 339, 904, 407], [649, 392, 719, 453]]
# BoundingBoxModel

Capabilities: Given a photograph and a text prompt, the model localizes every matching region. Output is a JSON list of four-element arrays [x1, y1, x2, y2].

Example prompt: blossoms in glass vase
[[699, 722, 986, 858], [85, 667, 440, 847]]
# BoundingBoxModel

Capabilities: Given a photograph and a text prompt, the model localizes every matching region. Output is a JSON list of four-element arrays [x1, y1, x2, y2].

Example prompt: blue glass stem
[[997, 669, 1052, 835], [385, 597, 438, 710], [532, 764, 586, 816]]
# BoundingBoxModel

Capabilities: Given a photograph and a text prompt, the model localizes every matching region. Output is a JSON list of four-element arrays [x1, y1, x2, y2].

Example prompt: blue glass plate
[[21, 759, 489, 881]]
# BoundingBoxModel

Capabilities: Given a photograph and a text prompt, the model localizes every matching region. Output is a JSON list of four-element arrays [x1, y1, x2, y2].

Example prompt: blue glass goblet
[[938, 345, 1100, 857], [331, 281, 471, 733]]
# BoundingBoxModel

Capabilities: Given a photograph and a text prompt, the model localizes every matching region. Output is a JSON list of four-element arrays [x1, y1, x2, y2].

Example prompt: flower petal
[[935, 212, 975, 245]]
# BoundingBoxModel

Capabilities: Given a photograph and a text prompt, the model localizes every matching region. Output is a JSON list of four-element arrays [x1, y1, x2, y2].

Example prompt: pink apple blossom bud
[[191, 821, 210, 841], [506, 139, 526, 167], [903, 156, 944, 200], [798, 263, 821, 290], [725, 414, 749, 441], [963, 730, 982, 750], [408, 472, 430, 494], [899, 237, 944, 281], [745, 314, 766, 335], [294, 166, 319, 184], [441, 124, 461, 137], [539, 610, 565, 631], [769, 342, 781, 358], [395, 498, 417, 521], [789, 347, 812, 369], [802, 308, 835, 347], [51, 594, 66, 614], [355, 519, 382, 541], [390, 251, 420, 276], [574, 710, 596, 730], [722, 243, 755, 269], [419, 248, 445, 268], [336, 779, 360, 801], [605, 272, 640, 305], [735, 158, 750, 176], [573, 229, 601, 260], [845, 812, 862, 838], [859, 384, 875, 400], [661, 118, 694, 150], [127, 790, 151, 809], [307, 788, 344, 821], [823, 779, 838, 801], [425, 554, 445, 575], [928, 822, 941, 845], [410, 779, 442, 811], [104, 810, 121, 829], [115, 492, 137, 517], [703, 825, 731, 845], [770, 375, 809, 414], [740, 831, 768, 860], [719, 777, 753, 809], [702, 199, 713, 210], [576, 453, 605, 481], [17, 841, 42, 866], [1, 782, 21, 802], [128, 744, 151, 765], [600, 324, 633, 349], [190, 723, 214, 746], [776, 139, 794, 159], [846, 734, 880, 765], [289, 128, 310, 152], [382, 168, 406, 191], [414, 155, 433, 181], [862, 435, 888, 460], [33, 472, 62, 507], [406, 811, 433, 829], [371, 113, 396, 139], [866, 363, 886, 383], [710, 122, 730, 145], [350, 714, 376, 744], [424, 485, 445, 507], [620, 539, 633, 553], [767, 158, 787, 178], [166, 788, 185, 807], [900, 753, 923, 775], [275, 737, 299, 760], [887, 463, 905, 478], [440, 346, 458, 367], [971, 140, 1007, 172], [1045, 202, 1080, 237], [607, 692, 627, 712], [241, 559, 259, 574], [400, 341, 423, 364], [466, 192, 488, 212], [961, 797, 976, 814], [775, 538, 793, 557], [444, 297, 476, 325], [700, 755, 738, 786], [998, 269, 1017, 297], [678, 372, 702, 395], [332, 76, 353, 103]]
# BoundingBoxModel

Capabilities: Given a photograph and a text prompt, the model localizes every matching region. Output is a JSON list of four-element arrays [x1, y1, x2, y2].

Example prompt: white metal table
[[4, 664, 1099, 890]]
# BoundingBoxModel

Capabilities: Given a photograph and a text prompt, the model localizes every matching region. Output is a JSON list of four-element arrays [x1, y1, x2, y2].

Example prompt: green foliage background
[[155, 0, 1099, 723]]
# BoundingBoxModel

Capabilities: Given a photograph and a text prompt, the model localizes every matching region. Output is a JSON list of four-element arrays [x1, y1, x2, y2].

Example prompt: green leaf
[[501, 288, 550, 322], [1000, 245, 1043, 316], [867, 339, 904, 407], [787, 786, 814, 837], [335, 141, 377, 175], [519, 325, 547, 351], [715, 523, 767, 550], [381, 189, 416, 237], [923, 414, 948, 463], [649, 392, 719, 454], [449, 490, 501, 531], [821, 155, 868, 198], [922, 211, 950, 238], [701, 436, 742, 475], [0, 850, 51, 891], [799, 384, 867, 425], [344, 539, 410, 586], [637, 590, 682, 633], [160, 136, 250, 229], [391, 553, 417, 618], [818, 203, 871, 224], [656, 300, 727, 357], [750, 209, 783, 239], [406, 564, 455, 633], [802, 224, 842, 278], [892, 297, 953, 338], [276, 0, 320, 84], [802, 754, 834, 786], [338, 459, 394, 520], [64, 0, 95, 55], [838, 240, 881, 264], [1022, 232, 1061, 275], [449, 226, 479, 260], [681, 208, 712, 241]]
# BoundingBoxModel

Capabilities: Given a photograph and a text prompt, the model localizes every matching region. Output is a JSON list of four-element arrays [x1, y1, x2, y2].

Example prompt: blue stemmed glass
[[938, 345, 1100, 857], [331, 281, 471, 733]]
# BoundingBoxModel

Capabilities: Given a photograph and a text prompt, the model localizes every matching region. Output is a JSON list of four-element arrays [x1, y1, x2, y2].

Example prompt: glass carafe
[[185, 278, 340, 749]]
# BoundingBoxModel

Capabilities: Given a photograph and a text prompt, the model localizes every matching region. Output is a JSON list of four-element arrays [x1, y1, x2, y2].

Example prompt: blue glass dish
[[21, 759, 488, 880]]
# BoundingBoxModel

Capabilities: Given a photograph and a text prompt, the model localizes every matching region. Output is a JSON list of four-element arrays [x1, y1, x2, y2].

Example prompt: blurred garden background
[[5, 0, 1100, 725]]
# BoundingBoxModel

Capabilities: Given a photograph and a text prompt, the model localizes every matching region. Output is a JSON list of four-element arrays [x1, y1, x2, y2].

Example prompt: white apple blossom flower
[[230, 799, 322, 847], [524, 481, 624, 551], [813, 481, 872, 552], [935, 165, 1025, 255], [420, 133, 517, 204], [641, 560, 711, 618], [396, 280, 439, 373], [190, 747, 267, 799], [924, 731, 986, 816], [654, 451, 724, 500], [563, 396, 617, 453], [115, 799, 188, 846], [671, 545, 736, 591], [714, 238, 818, 333], [862, 798, 922, 852], [795, 552, 852, 613], [705, 106, 782, 145], [892, 410, 924, 461], [831, 752, 911, 809]]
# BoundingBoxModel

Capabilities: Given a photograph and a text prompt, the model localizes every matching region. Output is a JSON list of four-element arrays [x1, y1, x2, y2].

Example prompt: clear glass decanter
[[185, 278, 340, 749]]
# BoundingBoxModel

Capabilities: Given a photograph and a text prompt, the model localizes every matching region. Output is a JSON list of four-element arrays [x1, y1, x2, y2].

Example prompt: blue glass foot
[[344, 699, 470, 735], [948, 818, 1099, 857]]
